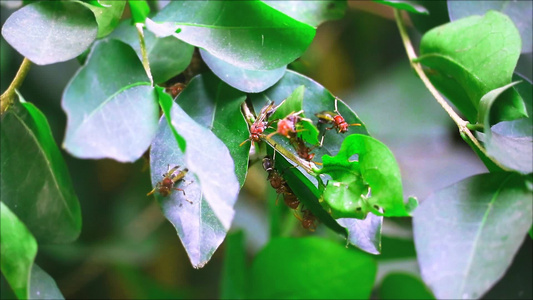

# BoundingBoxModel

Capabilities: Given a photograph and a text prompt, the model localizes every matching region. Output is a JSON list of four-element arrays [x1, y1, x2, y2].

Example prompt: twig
[[1, 58, 31, 114]]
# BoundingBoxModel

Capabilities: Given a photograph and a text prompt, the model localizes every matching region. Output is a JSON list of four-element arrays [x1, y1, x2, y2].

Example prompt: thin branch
[[393, 9, 509, 171], [136, 23, 153, 85], [1, 58, 31, 114]]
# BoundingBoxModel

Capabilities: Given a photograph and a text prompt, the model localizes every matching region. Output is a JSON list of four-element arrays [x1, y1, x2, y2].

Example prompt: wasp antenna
[[266, 131, 278, 139], [350, 123, 362, 127], [314, 161, 323, 166], [334, 97, 339, 113], [146, 188, 156, 196], [239, 139, 250, 147]]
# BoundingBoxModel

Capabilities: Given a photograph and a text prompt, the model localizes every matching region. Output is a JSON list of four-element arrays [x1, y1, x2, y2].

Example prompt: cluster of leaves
[[0, 0, 531, 299]]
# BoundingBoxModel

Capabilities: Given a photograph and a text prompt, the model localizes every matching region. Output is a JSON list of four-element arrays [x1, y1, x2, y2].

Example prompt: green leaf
[[220, 231, 246, 299], [262, 0, 347, 27], [0, 201, 37, 300], [82, 0, 125, 38], [476, 81, 532, 174], [200, 49, 286, 93], [28, 264, 64, 300], [128, 0, 149, 24], [374, 0, 428, 15], [174, 73, 249, 186], [316, 134, 409, 219], [448, 0, 532, 53], [409, 0, 449, 33], [1, 95, 81, 243], [378, 273, 435, 299], [269, 85, 320, 146], [418, 11, 526, 124], [62, 39, 159, 162], [151, 1, 315, 70], [109, 19, 194, 84], [1, 1, 97, 65], [413, 172, 532, 299], [150, 94, 240, 268], [249, 237, 377, 299]]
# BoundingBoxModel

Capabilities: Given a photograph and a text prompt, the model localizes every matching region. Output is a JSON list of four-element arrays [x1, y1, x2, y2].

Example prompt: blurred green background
[[1, 2, 531, 299]]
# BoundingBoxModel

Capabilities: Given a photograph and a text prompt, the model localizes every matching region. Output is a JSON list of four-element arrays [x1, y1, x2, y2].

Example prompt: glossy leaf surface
[[82, 0, 125, 38], [262, 0, 347, 27], [1, 1, 97, 65], [249, 237, 377, 299], [152, 1, 315, 70], [1, 96, 81, 243], [374, 0, 428, 14], [150, 92, 239, 268], [413, 173, 532, 299], [448, 0, 532, 53], [29, 265, 64, 300], [419, 11, 526, 124], [175, 73, 248, 186], [200, 49, 286, 93], [337, 212, 383, 255], [62, 39, 158, 162], [110, 20, 194, 84], [477, 81, 532, 174], [0, 202, 37, 300], [316, 134, 409, 219]]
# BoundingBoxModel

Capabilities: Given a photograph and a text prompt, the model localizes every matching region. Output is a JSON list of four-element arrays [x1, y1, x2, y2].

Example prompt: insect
[[262, 156, 300, 209], [291, 137, 315, 162], [267, 110, 305, 139], [240, 102, 277, 146], [315, 97, 361, 134], [294, 208, 317, 231], [283, 192, 300, 210], [147, 165, 192, 204], [165, 82, 186, 98]]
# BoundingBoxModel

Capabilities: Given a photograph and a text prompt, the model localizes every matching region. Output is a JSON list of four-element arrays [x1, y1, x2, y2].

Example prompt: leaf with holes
[[151, 1, 315, 70], [150, 90, 239, 268], [1, 95, 81, 243], [1, 1, 97, 65], [315, 134, 410, 219], [413, 172, 532, 299], [62, 39, 159, 162]]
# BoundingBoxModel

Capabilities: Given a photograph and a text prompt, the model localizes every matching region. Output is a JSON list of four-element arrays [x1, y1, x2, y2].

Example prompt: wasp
[[165, 82, 186, 98], [262, 156, 301, 209], [291, 137, 315, 162], [315, 97, 361, 134], [240, 102, 277, 147], [294, 208, 317, 231], [147, 165, 192, 204]]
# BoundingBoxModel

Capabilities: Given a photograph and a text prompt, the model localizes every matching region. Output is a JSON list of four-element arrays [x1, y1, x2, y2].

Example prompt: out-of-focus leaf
[[268, 85, 320, 145], [374, 0, 428, 14], [128, 0, 149, 24], [1, 95, 81, 243], [262, 0, 347, 27], [409, 0, 449, 33], [419, 11, 526, 124], [109, 19, 193, 84], [62, 39, 158, 162], [220, 231, 246, 299], [249, 237, 377, 299], [200, 49, 286, 93], [476, 81, 532, 174], [378, 273, 435, 299], [151, 1, 315, 70], [1, 1, 97, 65], [316, 134, 410, 219], [82, 0, 125, 38], [150, 92, 239, 268], [174, 73, 248, 186], [337, 212, 383, 255], [448, 0, 532, 53], [413, 172, 532, 299], [0, 201, 37, 300], [29, 264, 64, 300]]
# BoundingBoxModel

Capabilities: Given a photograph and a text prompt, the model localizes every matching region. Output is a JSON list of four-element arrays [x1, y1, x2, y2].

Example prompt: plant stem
[[393, 9, 509, 171], [0, 58, 31, 114], [135, 23, 153, 85]]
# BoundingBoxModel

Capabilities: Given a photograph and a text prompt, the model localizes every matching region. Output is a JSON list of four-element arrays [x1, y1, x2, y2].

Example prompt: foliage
[[0, 0, 531, 299]]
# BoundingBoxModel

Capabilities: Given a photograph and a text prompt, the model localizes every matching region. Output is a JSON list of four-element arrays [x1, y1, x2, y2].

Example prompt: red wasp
[[294, 208, 317, 231], [267, 110, 305, 139], [291, 137, 315, 162], [240, 102, 277, 146], [147, 165, 192, 204], [315, 97, 361, 134]]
